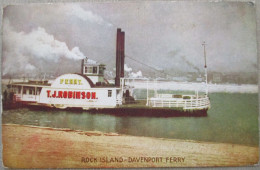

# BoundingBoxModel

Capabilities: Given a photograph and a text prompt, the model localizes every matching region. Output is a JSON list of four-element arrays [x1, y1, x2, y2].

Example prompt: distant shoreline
[[1, 78, 258, 93]]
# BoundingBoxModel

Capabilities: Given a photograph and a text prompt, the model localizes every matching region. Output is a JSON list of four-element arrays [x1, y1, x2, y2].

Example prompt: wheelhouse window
[[99, 65, 105, 75], [108, 90, 112, 97], [87, 67, 93, 73], [93, 67, 97, 74], [85, 66, 93, 74]]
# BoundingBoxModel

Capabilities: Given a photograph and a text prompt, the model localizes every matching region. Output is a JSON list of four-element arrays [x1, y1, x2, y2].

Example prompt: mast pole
[[202, 41, 208, 95], [146, 79, 148, 106]]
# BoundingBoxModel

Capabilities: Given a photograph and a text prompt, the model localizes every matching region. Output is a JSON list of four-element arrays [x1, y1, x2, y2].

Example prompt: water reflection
[[2, 93, 259, 146]]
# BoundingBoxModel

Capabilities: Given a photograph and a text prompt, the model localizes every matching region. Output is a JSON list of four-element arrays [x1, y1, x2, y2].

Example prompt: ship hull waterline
[[3, 101, 208, 117]]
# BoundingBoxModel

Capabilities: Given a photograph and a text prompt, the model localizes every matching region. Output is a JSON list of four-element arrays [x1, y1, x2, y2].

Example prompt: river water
[[2, 92, 259, 146]]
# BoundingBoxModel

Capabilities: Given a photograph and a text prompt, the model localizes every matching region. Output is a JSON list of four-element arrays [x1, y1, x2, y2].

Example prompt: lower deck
[[3, 99, 208, 117]]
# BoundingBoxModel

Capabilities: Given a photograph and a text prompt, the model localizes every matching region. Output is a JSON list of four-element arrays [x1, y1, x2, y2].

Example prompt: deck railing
[[14, 94, 40, 102], [116, 97, 122, 105], [148, 95, 210, 110]]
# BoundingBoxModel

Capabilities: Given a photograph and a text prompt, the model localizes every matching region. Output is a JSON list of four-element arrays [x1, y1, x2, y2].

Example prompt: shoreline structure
[[2, 124, 259, 168]]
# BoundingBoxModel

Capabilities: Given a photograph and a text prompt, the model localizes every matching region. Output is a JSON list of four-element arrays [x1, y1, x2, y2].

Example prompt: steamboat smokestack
[[81, 58, 84, 74], [115, 28, 125, 86], [120, 32, 125, 78]]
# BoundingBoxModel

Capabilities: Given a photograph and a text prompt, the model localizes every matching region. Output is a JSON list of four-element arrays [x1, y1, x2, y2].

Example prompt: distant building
[[196, 77, 203, 82], [208, 71, 257, 84], [212, 73, 222, 83]]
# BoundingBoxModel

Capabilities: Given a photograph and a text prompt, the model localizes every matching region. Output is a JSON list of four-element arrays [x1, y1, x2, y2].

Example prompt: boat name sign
[[46, 90, 97, 99]]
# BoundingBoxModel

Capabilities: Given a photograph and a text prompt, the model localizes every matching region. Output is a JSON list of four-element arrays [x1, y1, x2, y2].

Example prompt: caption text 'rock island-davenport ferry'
[[4, 29, 210, 117]]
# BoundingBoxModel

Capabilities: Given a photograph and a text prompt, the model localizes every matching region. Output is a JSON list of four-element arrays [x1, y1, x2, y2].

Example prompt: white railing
[[157, 94, 173, 98], [116, 94, 122, 105], [14, 94, 40, 102], [148, 96, 210, 110], [116, 99, 122, 105]]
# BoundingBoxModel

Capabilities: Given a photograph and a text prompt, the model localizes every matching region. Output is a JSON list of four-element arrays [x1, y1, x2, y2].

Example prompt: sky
[[1, 1, 257, 78]]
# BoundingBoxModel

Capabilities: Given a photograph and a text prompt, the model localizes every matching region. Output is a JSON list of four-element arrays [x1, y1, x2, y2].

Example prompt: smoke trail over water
[[181, 55, 201, 73]]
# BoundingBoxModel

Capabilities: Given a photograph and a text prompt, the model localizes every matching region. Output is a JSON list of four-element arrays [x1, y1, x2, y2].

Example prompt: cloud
[[2, 2, 257, 78], [25, 63, 36, 71], [67, 5, 113, 27], [2, 19, 85, 76], [129, 70, 142, 78], [124, 64, 132, 72], [124, 64, 142, 78]]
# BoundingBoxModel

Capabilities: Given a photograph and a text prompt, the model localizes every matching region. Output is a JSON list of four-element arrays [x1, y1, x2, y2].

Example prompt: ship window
[[29, 89, 33, 95], [36, 87, 41, 95], [37, 87, 42, 95], [23, 88, 26, 94], [86, 67, 93, 74], [108, 90, 112, 97], [99, 67, 105, 75], [93, 67, 97, 74], [18, 87, 21, 93]]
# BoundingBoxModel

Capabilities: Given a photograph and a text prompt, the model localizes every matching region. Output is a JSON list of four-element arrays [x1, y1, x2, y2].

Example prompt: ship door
[[36, 87, 42, 95], [126, 90, 130, 97]]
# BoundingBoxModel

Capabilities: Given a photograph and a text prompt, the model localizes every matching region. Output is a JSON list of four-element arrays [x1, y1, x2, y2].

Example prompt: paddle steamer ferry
[[4, 29, 210, 116]]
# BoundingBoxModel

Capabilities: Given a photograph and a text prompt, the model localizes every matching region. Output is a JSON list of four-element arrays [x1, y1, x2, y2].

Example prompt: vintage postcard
[[1, 0, 259, 168]]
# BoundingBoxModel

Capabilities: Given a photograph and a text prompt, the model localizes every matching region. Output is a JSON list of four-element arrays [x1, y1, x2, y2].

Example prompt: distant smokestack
[[115, 28, 125, 86]]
